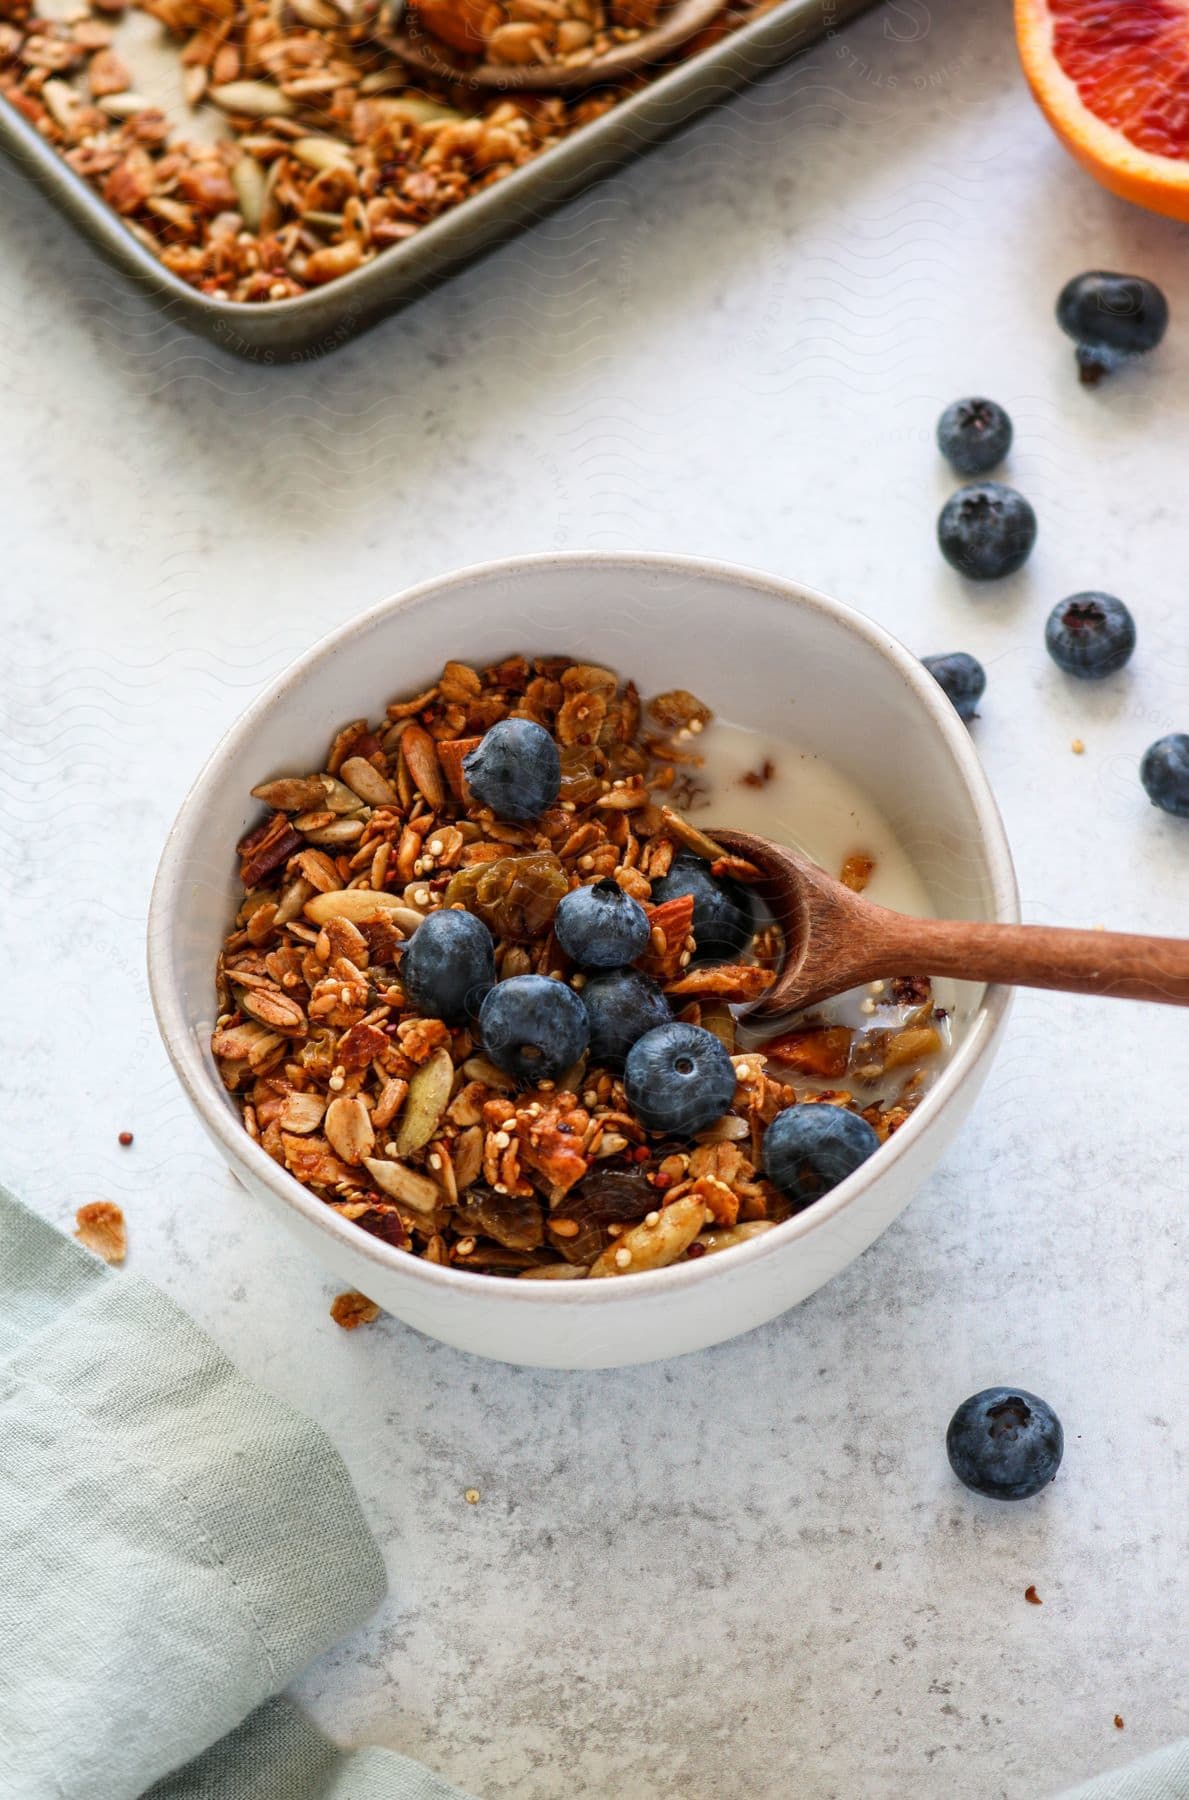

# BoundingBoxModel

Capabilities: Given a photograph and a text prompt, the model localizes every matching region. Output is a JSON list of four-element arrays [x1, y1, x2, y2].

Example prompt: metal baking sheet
[[0, 0, 875, 360]]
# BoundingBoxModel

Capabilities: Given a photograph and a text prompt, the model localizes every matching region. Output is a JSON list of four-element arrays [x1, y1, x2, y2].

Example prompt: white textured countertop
[[2, 1, 1186, 1794]]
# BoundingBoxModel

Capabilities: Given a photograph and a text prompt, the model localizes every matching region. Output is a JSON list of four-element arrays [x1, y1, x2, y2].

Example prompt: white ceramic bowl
[[149, 554, 1018, 1368]]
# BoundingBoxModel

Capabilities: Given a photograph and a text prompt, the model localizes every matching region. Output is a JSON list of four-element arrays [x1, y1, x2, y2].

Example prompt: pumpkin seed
[[394, 1048, 453, 1157]]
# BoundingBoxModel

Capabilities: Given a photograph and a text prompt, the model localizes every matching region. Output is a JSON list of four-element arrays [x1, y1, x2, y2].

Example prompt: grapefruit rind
[[1015, 0, 1189, 222]]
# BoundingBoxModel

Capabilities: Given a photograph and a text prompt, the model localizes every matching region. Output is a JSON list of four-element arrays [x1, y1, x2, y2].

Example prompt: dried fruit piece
[[765, 1026, 853, 1080], [455, 1189, 545, 1251], [444, 852, 568, 941]]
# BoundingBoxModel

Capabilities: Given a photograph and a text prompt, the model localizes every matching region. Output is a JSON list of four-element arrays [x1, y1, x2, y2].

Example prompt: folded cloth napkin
[[1059, 1747, 1189, 1800], [0, 1187, 470, 1800]]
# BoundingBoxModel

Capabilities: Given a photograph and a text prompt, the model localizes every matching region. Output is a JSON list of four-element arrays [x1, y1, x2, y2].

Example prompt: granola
[[0, 0, 759, 303], [74, 1199, 127, 1262], [213, 654, 945, 1278]]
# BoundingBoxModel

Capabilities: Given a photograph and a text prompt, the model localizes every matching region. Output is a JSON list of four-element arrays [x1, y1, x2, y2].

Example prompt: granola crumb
[[465, 1488, 481, 1505], [840, 851, 876, 892], [74, 1200, 126, 1264], [117, 1130, 133, 1146], [330, 1291, 380, 1329], [740, 759, 775, 789], [1024, 1585, 1042, 1606], [1071, 738, 1085, 755], [1114, 1715, 1124, 1730]]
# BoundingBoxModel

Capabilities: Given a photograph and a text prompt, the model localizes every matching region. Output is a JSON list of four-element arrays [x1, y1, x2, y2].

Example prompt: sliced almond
[[362, 1156, 441, 1213], [400, 723, 445, 808], [292, 134, 353, 171], [339, 755, 398, 807], [250, 774, 329, 812], [210, 79, 294, 116], [240, 987, 307, 1034], [394, 1047, 453, 1157], [437, 735, 481, 801], [324, 1095, 376, 1165], [304, 889, 417, 927], [278, 1091, 327, 1134]]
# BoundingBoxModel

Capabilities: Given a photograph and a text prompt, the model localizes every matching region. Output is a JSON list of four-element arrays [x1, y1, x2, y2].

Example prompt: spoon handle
[[867, 913, 1189, 1006]]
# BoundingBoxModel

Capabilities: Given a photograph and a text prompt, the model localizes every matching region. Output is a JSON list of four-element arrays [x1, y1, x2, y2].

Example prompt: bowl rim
[[148, 550, 1019, 1308]]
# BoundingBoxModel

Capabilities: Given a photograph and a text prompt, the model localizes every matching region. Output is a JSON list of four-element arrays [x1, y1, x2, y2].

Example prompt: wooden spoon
[[383, 0, 725, 95], [708, 827, 1189, 1019]]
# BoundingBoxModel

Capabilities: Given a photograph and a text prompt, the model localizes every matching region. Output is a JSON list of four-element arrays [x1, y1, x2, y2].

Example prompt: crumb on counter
[[74, 1201, 127, 1264], [465, 1488, 480, 1505], [1114, 1715, 1124, 1730], [118, 1130, 134, 1147], [839, 851, 876, 893], [330, 1291, 380, 1329], [1072, 738, 1085, 755], [1025, 1585, 1042, 1606]]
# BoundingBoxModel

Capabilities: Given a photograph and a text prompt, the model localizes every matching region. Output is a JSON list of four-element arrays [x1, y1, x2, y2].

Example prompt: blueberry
[[946, 1388, 1064, 1501], [1057, 271, 1168, 383], [581, 968, 672, 1070], [649, 853, 754, 962], [936, 398, 1013, 476], [922, 652, 986, 722], [400, 907, 495, 1023], [1140, 733, 1189, 819], [1045, 592, 1135, 680], [463, 718, 560, 822], [761, 1103, 879, 1207], [554, 878, 650, 971], [478, 974, 589, 1083], [938, 483, 1037, 581], [624, 1022, 737, 1136]]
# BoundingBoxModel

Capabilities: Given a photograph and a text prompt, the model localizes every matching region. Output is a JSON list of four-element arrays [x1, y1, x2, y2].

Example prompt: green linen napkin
[[1060, 1747, 1189, 1800], [0, 1187, 469, 1800]]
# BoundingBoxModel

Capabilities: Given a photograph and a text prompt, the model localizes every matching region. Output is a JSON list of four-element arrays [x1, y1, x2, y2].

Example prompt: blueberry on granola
[[400, 908, 495, 1023], [581, 968, 672, 1070], [1140, 733, 1189, 818], [649, 853, 754, 962], [463, 718, 561, 822], [624, 1022, 737, 1136], [946, 1388, 1064, 1501], [936, 398, 1013, 476], [554, 878, 650, 970], [937, 482, 1037, 581], [479, 973, 589, 1083], [761, 1103, 879, 1206], [1044, 593, 1135, 680], [922, 652, 986, 722]]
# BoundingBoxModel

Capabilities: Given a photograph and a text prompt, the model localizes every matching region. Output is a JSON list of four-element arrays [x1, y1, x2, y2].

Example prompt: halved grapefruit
[[1016, 0, 1189, 221]]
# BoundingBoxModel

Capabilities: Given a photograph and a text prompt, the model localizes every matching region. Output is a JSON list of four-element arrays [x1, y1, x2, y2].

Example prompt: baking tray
[[0, 0, 874, 360]]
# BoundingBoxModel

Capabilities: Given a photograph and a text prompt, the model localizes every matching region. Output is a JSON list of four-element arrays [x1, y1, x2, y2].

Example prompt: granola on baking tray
[[213, 655, 944, 1278], [0, 0, 760, 303]]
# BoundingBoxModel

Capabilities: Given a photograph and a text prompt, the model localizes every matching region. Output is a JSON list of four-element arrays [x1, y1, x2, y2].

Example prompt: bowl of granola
[[148, 553, 1018, 1367]]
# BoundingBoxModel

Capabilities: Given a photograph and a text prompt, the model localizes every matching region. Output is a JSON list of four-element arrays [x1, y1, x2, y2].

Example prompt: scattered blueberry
[[400, 907, 495, 1023], [649, 852, 754, 962], [1045, 593, 1136, 680], [624, 1022, 737, 1136], [936, 398, 1013, 476], [554, 878, 650, 971], [1057, 271, 1169, 384], [1140, 733, 1189, 819], [938, 482, 1037, 580], [761, 1103, 879, 1207], [463, 718, 561, 822], [946, 1388, 1064, 1501], [479, 974, 589, 1083], [581, 968, 672, 1070], [922, 652, 986, 722]]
